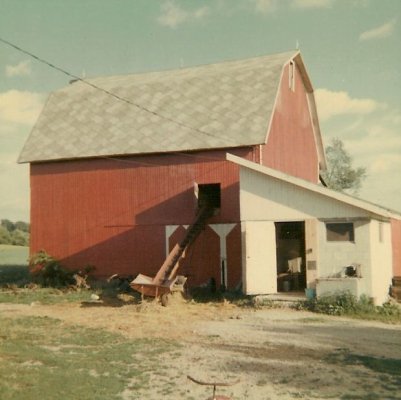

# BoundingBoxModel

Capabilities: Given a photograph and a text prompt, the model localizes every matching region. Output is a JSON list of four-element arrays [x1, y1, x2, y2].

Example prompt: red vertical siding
[[391, 218, 401, 276], [30, 147, 252, 280], [261, 62, 319, 183]]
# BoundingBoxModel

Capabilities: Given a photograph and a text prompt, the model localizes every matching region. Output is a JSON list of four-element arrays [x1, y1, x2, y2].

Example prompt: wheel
[[161, 293, 169, 307]]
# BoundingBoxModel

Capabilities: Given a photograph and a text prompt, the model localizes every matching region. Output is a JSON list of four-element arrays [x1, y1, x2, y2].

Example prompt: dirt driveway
[[1, 297, 400, 399]]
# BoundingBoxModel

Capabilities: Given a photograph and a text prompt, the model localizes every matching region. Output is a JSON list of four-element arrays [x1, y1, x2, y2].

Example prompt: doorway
[[275, 221, 306, 292], [197, 183, 221, 209]]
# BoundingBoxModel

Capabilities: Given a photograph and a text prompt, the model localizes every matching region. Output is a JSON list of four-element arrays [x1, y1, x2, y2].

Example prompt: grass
[[1, 261, 400, 325], [0, 287, 100, 305], [0, 315, 180, 400], [0, 245, 29, 266], [325, 348, 401, 397], [0, 265, 30, 286], [0, 245, 30, 288]]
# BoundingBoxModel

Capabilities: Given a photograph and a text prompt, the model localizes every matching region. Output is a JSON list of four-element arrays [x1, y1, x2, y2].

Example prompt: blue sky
[[0, 0, 400, 221]]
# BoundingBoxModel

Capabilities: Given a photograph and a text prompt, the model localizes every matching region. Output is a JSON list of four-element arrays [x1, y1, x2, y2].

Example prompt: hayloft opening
[[197, 183, 221, 209]]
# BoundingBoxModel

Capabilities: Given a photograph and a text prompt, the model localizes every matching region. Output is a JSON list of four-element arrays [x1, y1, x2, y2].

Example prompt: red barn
[[19, 50, 401, 301]]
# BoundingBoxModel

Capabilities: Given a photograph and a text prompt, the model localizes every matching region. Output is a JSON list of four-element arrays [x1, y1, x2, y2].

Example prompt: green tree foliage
[[321, 138, 366, 195], [0, 219, 30, 246], [0, 226, 12, 244], [14, 221, 30, 233], [1, 219, 15, 232]]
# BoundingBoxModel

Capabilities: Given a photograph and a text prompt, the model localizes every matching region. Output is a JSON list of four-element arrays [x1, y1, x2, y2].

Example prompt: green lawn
[[0, 315, 180, 400], [0, 245, 29, 266], [0, 245, 30, 286]]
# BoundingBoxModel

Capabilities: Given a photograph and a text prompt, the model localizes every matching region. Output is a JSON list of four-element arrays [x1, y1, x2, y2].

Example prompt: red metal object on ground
[[187, 375, 239, 400]]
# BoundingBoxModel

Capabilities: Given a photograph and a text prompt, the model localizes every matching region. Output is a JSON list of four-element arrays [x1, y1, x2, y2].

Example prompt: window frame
[[325, 222, 355, 243]]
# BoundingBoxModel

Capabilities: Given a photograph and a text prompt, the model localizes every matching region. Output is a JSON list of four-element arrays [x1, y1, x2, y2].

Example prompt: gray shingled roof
[[19, 50, 298, 163]]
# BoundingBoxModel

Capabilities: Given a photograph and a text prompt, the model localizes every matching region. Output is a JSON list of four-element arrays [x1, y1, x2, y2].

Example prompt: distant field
[[0, 245, 29, 266]]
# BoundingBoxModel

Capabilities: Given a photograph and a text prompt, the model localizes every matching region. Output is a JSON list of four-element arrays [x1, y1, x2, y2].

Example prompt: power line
[[0, 37, 241, 237], [0, 36, 235, 144]]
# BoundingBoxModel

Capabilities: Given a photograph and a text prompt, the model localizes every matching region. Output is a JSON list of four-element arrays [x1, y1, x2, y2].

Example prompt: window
[[198, 183, 221, 209], [326, 222, 354, 242]]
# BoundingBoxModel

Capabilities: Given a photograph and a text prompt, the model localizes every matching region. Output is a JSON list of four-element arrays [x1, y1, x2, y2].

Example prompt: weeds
[[295, 292, 401, 323], [29, 250, 94, 288]]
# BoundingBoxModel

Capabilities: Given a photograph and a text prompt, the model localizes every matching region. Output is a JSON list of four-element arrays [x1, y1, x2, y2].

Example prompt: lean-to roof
[[227, 153, 401, 219]]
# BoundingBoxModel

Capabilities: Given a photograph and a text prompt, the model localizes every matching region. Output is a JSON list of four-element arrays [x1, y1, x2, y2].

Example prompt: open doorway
[[197, 183, 221, 209], [275, 221, 306, 292]]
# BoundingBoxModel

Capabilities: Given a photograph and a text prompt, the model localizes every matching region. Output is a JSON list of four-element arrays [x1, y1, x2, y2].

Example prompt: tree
[[10, 229, 29, 246], [0, 225, 12, 244], [14, 221, 30, 233], [0, 219, 30, 246], [1, 219, 15, 232], [321, 138, 366, 195]]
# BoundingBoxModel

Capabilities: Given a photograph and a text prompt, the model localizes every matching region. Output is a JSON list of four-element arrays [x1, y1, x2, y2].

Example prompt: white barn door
[[242, 221, 277, 295]]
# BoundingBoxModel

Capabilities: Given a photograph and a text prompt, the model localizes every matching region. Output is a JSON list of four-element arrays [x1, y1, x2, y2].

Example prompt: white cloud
[[157, 1, 209, 28], [194, 6, 209, 19], [5, 60, 32, 77], [250, 0, 277, 14], [0, 90, 44, 221], [321, 103, 401, 211], [0, 156, 29, 221], [315, 88, 382, 121], [291, 0, 334, 8], [359, 18, 396, 41], [351, 0, 369, 6], [370, 154, 401, 174], [0, 90, 45, 126]]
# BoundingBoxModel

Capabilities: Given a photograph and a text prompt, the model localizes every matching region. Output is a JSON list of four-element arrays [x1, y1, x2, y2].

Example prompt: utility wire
[[0, 37, 240, 238], [0, 36, 233, 143]]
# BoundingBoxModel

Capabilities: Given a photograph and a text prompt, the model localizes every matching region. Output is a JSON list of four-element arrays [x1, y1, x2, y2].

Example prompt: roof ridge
[[79, 49, 299, 84]]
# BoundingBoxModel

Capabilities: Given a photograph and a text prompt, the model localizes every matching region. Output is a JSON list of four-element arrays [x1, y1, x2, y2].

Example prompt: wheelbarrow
[[130, 270, 187, 306]]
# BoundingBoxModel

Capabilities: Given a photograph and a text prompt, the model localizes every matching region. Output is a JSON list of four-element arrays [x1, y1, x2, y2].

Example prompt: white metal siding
[[238, 165, 396, 304], [369, 220, 392, 304], [240, 168, 374, 221]]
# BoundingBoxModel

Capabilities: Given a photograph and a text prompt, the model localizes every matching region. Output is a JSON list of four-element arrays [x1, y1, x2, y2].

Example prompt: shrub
[[300, 291, 360, 315], [29, 250, 93, 288], [377, 301, 401, 318], [297, 291, 401, 322]]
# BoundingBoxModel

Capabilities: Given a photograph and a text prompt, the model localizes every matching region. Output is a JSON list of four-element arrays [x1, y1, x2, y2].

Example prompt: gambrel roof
[[19, 50, 323, 163]]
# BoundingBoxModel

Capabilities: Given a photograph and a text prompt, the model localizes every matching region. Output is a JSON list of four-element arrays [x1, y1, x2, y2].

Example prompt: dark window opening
[[198, 183, 221, 209], [326, 222, 354, 242]]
